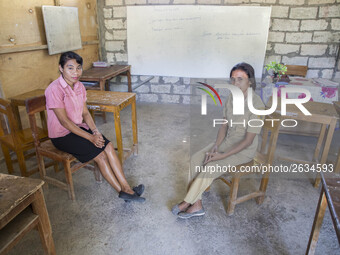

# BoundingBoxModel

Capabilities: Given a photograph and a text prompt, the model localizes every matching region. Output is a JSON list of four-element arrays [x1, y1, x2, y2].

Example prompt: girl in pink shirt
[[45, 51, 144, 202]]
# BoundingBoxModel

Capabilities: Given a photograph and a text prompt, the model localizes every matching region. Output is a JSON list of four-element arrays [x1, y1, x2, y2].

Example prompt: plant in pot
[[265, 62, 288, 83]]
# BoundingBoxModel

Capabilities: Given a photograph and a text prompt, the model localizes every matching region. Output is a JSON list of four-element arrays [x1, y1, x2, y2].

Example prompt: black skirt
[[51, 127, 110, 163]]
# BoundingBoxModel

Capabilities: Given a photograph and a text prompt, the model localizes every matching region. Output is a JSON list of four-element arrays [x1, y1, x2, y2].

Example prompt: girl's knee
[[104, 142, 114, 151], [94, 151, 107, 162]]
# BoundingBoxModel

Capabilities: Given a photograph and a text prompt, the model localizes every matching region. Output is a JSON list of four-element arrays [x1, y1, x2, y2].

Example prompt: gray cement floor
[[1, 103, 340, 255]]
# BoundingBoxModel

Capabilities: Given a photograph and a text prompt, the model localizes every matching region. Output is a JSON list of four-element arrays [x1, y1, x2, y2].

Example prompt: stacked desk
[[80, 65, 132, 92], [0, 174, 55, 254]]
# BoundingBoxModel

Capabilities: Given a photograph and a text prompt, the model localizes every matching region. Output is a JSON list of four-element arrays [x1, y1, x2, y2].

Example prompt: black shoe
[[132, 184, 145, 196], [118, 191, 145, 202]]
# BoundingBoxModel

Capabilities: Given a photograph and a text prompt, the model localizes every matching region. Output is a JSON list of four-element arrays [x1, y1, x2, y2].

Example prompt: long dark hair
[[59, 51, 83, 68], [229, 62, 256, 91]]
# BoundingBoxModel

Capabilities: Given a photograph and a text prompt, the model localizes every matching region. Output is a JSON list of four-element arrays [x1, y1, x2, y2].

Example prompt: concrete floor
[[1, 102, 340, 255]]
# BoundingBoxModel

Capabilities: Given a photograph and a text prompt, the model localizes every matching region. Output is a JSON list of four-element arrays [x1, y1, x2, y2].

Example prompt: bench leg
[[63, 161, 75, 201], [227, 176, 240, 216], [306, 189, 327, 255]]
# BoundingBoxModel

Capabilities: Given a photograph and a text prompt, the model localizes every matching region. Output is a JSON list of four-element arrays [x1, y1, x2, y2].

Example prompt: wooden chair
[[0, 98, 49, 177], [285, 65, 308, 77], [209, 113, 281, 215], [25, 95, 102, 201]]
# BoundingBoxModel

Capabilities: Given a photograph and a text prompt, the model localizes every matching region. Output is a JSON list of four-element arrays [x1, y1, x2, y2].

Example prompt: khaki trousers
[[184, 142, 252, 204]]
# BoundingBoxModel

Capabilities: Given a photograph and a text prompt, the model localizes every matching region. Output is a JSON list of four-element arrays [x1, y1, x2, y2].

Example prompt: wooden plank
[[0, 0, 54, 47], [0, 45, 48, 54], [0, 50, 59, 99], [0, 40, 98, 54], [235, 191, 263, 204]]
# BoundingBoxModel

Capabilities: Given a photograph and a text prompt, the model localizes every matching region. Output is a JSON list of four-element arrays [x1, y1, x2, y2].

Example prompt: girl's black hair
[[229, 62, 256, 91], [59, 51, 83, 68]]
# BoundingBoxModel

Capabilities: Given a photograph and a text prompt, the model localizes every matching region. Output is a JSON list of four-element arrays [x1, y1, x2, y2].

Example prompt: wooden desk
[[270, 99, 339, 187], [9, 89, 46, 131], [86, 90, 138, 163], [306, 172, 340, 255], [0, 174, 55, 255], [262, 78, 339, 136], [334, 102, 340, 173], [80, 65, 132, 92], [262, 76, 339, 105]]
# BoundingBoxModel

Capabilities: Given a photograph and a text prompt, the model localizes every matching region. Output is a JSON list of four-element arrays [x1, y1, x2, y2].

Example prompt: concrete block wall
[[98, 0, 340, 104]]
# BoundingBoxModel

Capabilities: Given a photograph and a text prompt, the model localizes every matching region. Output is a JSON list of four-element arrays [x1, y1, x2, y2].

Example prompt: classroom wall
[[99, 0, 340, 104], [0, 0, 100, 100]]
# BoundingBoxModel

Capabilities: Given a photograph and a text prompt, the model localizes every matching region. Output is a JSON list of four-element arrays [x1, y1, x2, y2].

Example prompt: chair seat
[[254, 152, 267, 165], [0, 128, 47, 150], [38, 140, 75, 161]]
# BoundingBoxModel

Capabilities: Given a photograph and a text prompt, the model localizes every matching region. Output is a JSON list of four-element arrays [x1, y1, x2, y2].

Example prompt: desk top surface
[[9, 89, 45, 105], [0, 174, 44, 220], [268, 98, 339, 119], [263, 76, 339, 88], [334, 101, 340, 114], [322, 172, 340, 243], [87, 90, 135, 106], [81, 65, 130, 80]]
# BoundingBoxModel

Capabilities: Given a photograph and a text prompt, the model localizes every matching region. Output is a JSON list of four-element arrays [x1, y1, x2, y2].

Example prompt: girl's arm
[[214, 122, 228, 148], [205, 122, 228, 162], [82, 103, 100, 134], [82, 103, 105, 147], [204, 132, 256, 164], [52, 107, 103, 147]]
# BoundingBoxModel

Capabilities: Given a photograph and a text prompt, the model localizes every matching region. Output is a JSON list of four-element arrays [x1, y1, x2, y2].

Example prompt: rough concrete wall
[[99, 0, 340, 103]]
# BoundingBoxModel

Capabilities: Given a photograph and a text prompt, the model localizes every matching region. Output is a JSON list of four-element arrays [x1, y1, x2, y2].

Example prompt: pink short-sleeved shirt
[[45, 75, 89, 138]]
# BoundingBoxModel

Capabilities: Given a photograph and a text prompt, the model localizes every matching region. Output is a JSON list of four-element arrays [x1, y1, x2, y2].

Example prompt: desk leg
[[313, 124, 326, 162], [335, 148, 340, 173], [127, 70, 132, 92], [98, 79, 107, 122], [306, 189, 327, 255], [114, 110, 123, 163], [131, 98, 138, 155], [99, 80, 105, 91], [314, 119, 337, 187], [32, 188, 56, 255]]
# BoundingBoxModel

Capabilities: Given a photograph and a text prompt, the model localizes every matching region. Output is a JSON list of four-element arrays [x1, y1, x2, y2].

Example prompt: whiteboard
[[127, 6, 271, 78], [42, 6, 82, 55]]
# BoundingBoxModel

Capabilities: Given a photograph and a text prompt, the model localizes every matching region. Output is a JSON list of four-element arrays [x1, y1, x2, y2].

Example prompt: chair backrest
[[25, 95, 46, 148], [0, 98, 22, 146], [285, 65, 308, 77], [257, 113, 281, 166]]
